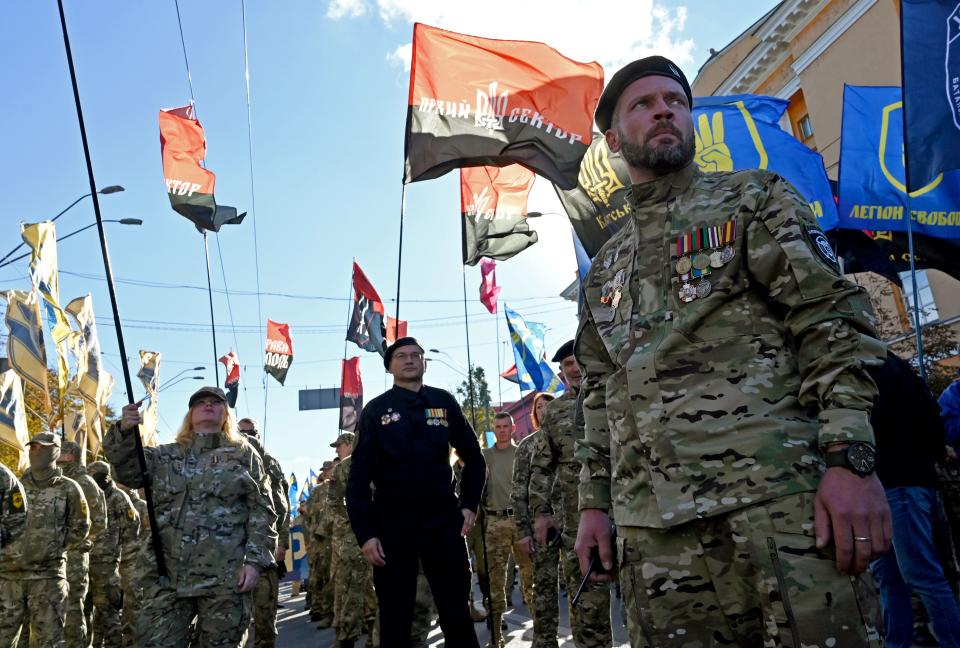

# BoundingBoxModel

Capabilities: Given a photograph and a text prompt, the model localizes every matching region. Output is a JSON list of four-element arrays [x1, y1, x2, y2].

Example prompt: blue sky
[[0, 0, 776, 480]]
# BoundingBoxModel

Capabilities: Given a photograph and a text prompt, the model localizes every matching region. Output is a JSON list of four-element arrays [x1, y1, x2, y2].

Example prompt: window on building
[[899, 269, 940, 327], [798, 114, 814, 141]]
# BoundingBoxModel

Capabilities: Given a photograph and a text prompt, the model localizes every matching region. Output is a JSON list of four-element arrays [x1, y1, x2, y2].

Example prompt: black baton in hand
[[572, 525, 617, 608]]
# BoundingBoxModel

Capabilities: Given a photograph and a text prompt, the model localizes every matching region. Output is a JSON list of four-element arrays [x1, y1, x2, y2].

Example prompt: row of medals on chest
[[599, 221, 737, 307]]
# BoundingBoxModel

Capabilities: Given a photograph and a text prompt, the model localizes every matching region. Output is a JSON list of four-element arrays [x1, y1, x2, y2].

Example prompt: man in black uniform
[[346, 336, 485, 648]]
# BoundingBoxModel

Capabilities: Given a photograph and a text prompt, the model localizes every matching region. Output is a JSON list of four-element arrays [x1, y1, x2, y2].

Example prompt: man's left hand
[[461, 508, 476, 537], [814, 467, 891, 575], [238, 564, 260, 592]]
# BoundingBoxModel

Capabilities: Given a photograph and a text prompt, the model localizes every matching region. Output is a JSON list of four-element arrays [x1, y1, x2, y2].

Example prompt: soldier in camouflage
[[0, 462, 27, 552], [529, 342, 612, 648], [58, 439, 107, 648], [304, 460, 334, 627], [327, 432, 377, 648], [511, 392, 560, 648], [116, 484, 145, 648], [574, 56, 891, 647], [0, 432, 91, 647], [86, 461, 139, 648], [107, 386, 277, 648], [238, 418, 290, 648]]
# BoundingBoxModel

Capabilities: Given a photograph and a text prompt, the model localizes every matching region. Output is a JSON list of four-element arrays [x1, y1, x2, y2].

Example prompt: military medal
[[709, 250, 724, 268], [696, 278, 712, 298], [675, 255, 692, 274], [720, 219, 737, 263], [679, 282, 696, 302], [675, 232, 693, 276], [692, 253, 711, 271]]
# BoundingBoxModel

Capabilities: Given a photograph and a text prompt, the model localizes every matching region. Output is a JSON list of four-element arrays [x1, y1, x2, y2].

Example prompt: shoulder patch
[[806, 227, 840, 272], [10, 491, 24, 510]]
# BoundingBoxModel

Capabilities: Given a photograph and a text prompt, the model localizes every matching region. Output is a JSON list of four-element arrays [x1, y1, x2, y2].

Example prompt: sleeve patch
[[807, 227, 840, 271], [10, 491, 23, 510]]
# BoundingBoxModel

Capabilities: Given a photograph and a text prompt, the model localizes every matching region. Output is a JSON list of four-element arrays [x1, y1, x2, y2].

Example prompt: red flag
[[339, 357, 363, 432], [461, 165, 538, 265], [385, 317, 408, 345], [500, 363, 519, 384], [264, 320, 293, 385], [479, 258, 500, 314], [218, 351, 240, 407], [347, 261, 387, 356], [159, 105, 244, 232], [404, 23, 603, 190]]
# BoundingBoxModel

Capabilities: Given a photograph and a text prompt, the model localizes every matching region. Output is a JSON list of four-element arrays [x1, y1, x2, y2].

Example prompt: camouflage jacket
[[306, 481, 330, 541], [104, 425, 278, 595], [246, 436, 291, 552], [512, 430, 560, 539], [327, 458, 351, 539], [0, 467, 90, 579], [120, 487, 147, 568], [575, 165, 885, 529], [62, 461, 107, 552], [528, 390, 581, 534], [90, 482, 139, 566], [0, 463, 27, 549]]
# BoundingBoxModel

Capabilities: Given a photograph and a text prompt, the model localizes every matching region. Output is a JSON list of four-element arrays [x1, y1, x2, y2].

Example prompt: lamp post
[[424, 354, 467, 378], [428, 348, 469, 375], [0, 219, 142, 269], [158, 375, 204, 394], [158, 366, 205, 392], [0, 185, 125, 266]]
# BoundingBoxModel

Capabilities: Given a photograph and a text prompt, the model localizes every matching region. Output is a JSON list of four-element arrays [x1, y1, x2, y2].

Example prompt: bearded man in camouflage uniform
[[0, 432, 91, 647], [530, 341, 611, 648], [574, 56, 891, 648], [107, 387, 277, 648], [58, 440, 107, 648], [327, 433, 376, 648], [86, 462, 139, 648], [238, 419, 290, 648]]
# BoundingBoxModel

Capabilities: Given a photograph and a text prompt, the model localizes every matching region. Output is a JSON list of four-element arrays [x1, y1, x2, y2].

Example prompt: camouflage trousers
[[309, 538, 333, 620], [530, 541, 560, 648], [65, 550, 90, 648], [484, 514, 534, 615], [250, 567, 279, 648], [617, 492, 883, 647], [137, 586, 251, 648], [465, 515, 488, 607], [0, 576, 69, 648], [331, 532, 376, 641], [118, 557, 141, 648], [560, 532, 612, 648], [88, 561, 123, 648], [410, 563, 434, 647]]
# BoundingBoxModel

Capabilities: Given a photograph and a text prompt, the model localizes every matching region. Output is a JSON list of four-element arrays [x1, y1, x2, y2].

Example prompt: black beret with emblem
[[595, 55, 692, 133], [551, 339, 576, 363]]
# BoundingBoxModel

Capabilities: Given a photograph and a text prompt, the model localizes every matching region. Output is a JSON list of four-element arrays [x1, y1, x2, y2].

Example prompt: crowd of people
[[5, 53, 960, 648]]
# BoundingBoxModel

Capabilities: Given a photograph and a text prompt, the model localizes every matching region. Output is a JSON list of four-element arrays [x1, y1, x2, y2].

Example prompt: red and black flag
[[461, 165, 537, 265], [555, 135, 633, 258], [339, 357, 363, 432], [218, 351, 240, 408], [159, 105, 245, 232], [404, 23, 603, 190], [346, 261, 387, 357], [264, 320, 293, 385]]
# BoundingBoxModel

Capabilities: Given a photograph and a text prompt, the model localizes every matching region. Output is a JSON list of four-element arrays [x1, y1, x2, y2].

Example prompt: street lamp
[[428, 348, 469, 375], [0, 185, 126, 266], [159, 366, 205, 391], [0, 219, 143, 269], [158, 375, 204, 393], [424, 354, 467, 378]]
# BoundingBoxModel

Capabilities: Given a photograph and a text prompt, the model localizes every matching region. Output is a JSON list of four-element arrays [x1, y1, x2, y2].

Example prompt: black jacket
[[346, 384, 485, 546], [868, 352, 946, 489]]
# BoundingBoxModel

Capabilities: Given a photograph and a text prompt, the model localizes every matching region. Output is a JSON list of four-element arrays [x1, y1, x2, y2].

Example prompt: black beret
[[595, 56, 692, 133], [551, 339, 575, 363], [384, 336, 424, 370], [188, 386, 228, 408]]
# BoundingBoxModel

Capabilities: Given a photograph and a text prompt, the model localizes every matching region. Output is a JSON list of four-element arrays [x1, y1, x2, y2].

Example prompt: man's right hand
[[575, 508, 614, 582], [120, 402, 143, 432], [517, 535, 535, 556], [533, 513, 557, 547], [361, 537, 386, 567]]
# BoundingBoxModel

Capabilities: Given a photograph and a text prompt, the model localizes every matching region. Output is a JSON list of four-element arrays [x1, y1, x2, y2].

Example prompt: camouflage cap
[[330, 432, 356, 448], [321, 460, 334, 470], [86, 461, 111, 477], [61, 440, 83, 457], [28, 431, 61, 447]]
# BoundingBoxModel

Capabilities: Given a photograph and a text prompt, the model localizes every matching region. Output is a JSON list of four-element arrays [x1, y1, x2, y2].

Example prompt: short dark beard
[[618, 121, 695, 176]]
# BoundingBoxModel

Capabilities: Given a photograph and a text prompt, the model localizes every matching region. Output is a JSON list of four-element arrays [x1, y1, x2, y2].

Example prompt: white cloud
[[329, 0, 695, 78], [327, 0, 368, 20], [386, 42, 412, 69]]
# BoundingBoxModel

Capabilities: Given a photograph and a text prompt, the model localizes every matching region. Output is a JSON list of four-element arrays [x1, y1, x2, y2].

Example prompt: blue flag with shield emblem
[[837, 85, 960, 238], [288, 473, 298, 518], [901, 1, 960, 189], [503, 305, 564, 396], [692, 94, 839, 230]]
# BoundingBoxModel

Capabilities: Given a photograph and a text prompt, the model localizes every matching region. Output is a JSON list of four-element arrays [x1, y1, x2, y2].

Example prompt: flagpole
[[898, 7, 926, 379], [394, 184, 407, 335], [56, 0, 168, 581], [203, 233, 221, 385], [340, 271, 353, 432], [495, 303, 503, 407], [461, 265, 479, 434]]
